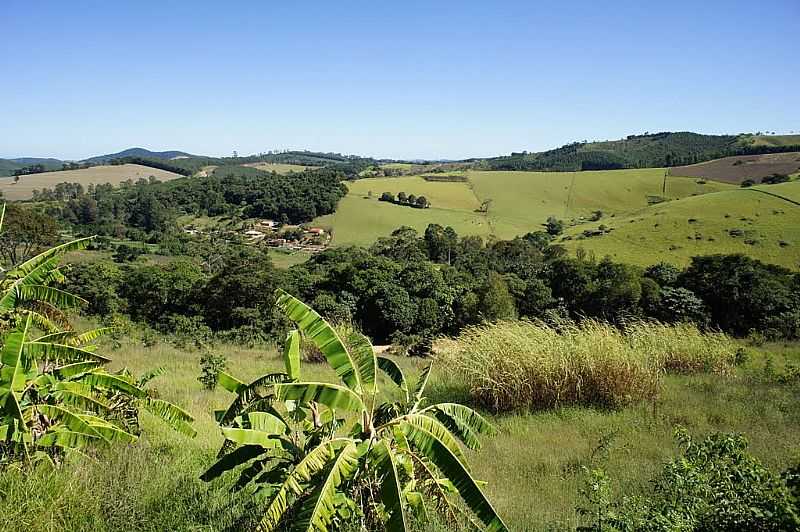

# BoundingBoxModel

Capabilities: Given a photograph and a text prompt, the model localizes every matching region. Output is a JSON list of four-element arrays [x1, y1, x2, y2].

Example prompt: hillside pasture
[[670, 152, 800, 184], [241, 162, 309, 174], [0, 164, 184, 200], [467, 169, 733, 240], [560, 182, 800, 269], [316, 169, 736, 247]]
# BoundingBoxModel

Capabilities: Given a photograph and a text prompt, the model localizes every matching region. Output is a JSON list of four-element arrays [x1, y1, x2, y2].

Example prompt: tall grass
[[625, 321, 737, 375], [438, 319, 738, 412]]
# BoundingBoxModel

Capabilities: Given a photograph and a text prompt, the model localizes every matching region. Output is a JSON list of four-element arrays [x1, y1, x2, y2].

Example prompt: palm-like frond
[[142, 398, 196, 437], [420, 403, 496, 451], [293, 441, 360, 532], [377, 356, 409, 402], [283, 330, 301, 380], [275, 289, 365, 393], [402, 421, 508, 531], [373, 440, 410, 532], [258, 438, 353, 532], [274, 382, 365, 413]]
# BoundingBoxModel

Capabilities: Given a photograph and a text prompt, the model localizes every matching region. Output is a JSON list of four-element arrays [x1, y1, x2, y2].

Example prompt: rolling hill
[[82, 147, 194, 164], [559, 180, 800, 269], [0, 164, 185, 200], [481, 132, 800, 172], [313, 168, 734, 246]]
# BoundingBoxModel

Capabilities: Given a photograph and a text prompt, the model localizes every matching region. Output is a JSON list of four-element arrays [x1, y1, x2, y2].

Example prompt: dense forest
[[32, 165, 348, 237], [63, 223, 800, 350], [483, 132, 800, 171]]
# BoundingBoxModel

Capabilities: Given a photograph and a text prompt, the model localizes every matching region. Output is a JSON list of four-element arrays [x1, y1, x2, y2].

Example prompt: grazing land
[[670, 152, 800, 184], [314, 175, 490, 245], [560, 181, 800, 268], [0, 164, 184, 200], [468, 169, 733, 239], [2, 335, 797, 531], [241, 162, 309, 174], [316, 168, 734, 247]]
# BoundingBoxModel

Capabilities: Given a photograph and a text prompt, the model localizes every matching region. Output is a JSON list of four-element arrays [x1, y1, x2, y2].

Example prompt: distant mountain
[[82, 147, 194, 164], [10, 157, 64, 166], [0, 157, 63, 177], [481, 132, 800, 172]]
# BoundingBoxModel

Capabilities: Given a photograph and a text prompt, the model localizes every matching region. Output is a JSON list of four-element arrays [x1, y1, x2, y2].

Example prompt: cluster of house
[[244, 220, 329, 253], [183, 219, 330, 253]]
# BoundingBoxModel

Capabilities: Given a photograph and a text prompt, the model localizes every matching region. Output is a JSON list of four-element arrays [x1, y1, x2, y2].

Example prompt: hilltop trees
[[378, 191, 430, 208]]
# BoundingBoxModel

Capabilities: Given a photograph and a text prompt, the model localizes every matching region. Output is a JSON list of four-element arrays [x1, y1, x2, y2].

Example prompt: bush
[[198, 352, 227, 390], [586, 430, 800, 531], [439, 319, 662, 412]]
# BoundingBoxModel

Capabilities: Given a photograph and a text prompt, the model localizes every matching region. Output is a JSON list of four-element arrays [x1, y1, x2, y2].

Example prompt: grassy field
[[560, 182, 800, 268], [314, 176, 490, 246], [468, 169, 733, 240], [2, 333, 798, 531], [0, 164, 184, 200], [316, 169, 733, 247], [240, 162, 309, 174]]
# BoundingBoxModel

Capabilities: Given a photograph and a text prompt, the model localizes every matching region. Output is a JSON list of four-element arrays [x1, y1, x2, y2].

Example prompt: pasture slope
[[313, 175, 490, 246], [560, 180, 800, 269], [670, 152, 800, 184], [315, 168, 733, 247], [241, 162, 309, 174], [0, 164, 184, 200]]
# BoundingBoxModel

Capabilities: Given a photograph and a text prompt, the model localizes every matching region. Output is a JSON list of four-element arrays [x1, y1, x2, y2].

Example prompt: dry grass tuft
[[438, 319, 738, 413]]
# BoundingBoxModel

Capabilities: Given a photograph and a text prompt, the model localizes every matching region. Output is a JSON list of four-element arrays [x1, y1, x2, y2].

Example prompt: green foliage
[[0, 229, 195, 465], [581, 430, 800, 531], [198, 352, 227, 390], [484, 132, 800, 171], [203, 290, 507, 531]]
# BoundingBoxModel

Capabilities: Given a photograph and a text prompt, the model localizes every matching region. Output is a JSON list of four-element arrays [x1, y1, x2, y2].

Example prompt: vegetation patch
[[438, 320, 663, 412]]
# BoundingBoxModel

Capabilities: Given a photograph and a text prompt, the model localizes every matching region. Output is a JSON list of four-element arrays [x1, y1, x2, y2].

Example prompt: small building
[[260, 219, 279, 228], [306, 227, 326, 235]]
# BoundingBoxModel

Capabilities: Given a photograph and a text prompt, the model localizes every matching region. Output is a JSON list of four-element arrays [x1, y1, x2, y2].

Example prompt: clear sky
[[2, 0, 798, 160]]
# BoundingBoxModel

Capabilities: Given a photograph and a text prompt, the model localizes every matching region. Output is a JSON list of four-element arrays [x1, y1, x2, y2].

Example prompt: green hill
[[482, 132, 800, 171], [314, 169, 734, 247], [559, 180, 800, 269]]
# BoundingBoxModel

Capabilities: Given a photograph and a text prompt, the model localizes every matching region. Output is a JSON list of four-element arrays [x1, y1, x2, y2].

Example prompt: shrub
[[586, 430, 800, 531], [439, 320, 662, 412], [198, 352, 227, 390]]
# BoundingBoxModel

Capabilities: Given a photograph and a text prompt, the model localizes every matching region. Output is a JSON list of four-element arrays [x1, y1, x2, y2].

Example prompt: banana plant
[[203, 289, 507, 531], [0, 215, 195, 464]]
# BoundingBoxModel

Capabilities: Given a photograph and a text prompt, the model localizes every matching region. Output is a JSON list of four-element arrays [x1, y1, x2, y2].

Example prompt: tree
[[545, 216, 565, 236], [397, 191, 407, 203], [202, 290, 508, 531], [379, 192, 395, 202], [479, 272, 517, 321], [415, 195, 429, 208], [0, 205, 59, 267]]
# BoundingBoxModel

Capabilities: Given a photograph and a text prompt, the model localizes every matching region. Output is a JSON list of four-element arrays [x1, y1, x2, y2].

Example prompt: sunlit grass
[[1, 334, 798, 531]]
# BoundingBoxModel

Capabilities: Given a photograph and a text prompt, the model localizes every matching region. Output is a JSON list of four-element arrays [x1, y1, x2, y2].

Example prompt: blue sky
[[2, 0, 798, 160]]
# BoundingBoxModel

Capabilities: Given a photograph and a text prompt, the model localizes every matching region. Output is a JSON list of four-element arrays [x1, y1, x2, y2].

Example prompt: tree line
[[378, 191, 430, 208], [64, 223, 800, 349], [31, 165, 348, 240], [485, 132, 800, 171]]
